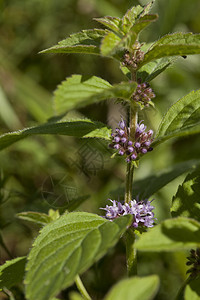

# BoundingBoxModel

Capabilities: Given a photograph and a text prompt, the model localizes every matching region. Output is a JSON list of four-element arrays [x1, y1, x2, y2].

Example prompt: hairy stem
[[126, 228, 137, 276], [125, 162, 134, 204], [75, 275, 92, 300]]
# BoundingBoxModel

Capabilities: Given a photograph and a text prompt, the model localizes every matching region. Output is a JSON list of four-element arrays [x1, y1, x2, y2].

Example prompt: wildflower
[[109, 119, 154, 162], [101, 198, 156, 228], [132, 82, 156, 107], [122, 49, 144, 70]]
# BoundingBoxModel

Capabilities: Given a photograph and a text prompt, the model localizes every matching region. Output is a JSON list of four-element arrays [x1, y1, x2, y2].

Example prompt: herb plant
[[1, 1, 200, 299]]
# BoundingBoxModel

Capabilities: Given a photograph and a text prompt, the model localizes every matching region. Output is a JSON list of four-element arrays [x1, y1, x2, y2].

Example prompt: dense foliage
[[1, 0, 200, 299]]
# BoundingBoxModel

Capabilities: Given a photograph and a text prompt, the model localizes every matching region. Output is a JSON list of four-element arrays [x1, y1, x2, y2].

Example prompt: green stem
[[126, 228, 137, 276], [125, 162, 134, 204], [0, 232, 13, 259], [75, 275, 92, 300], [174, 276, 191, 300]]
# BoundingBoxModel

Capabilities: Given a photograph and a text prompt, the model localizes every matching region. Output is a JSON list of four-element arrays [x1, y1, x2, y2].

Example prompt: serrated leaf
[[16, 212, 53, 226], [40, 29, 108, 55], [135, 217, 200, 252], [105, 275, 159, 300], [137, 57, 177, 82], [185, 279, 200, 300], [122, 5, 144, 34], [133, 160, 200, 198], [171, 169, 200, 221], [130, 14, 158, 36], [24, 212, 132, 300], [54, 75, 137, 114], [140, 33, 200, 67], [0, 119, 112, 151], [154, 90, 200, 147], [0, 257, 26, 289]]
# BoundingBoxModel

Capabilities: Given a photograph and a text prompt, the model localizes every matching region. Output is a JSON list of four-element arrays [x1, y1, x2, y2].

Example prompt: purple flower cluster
[[101, 198, 155, 228], [122, 49, 144, 70], [132, 82, 156, 107], [109, 119, 153, 162]]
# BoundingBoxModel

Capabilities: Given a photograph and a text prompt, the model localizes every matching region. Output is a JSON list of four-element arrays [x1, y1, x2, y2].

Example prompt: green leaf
[[137, 57, 177, 82], [0, 119, 112, 151], [100, 31, 122, 56], [129, 14, 158, 36], [140, 33, 200, 67], [184, 279, 200, 300], [16, 212, 53, 226], [24, 212, 132, 300], [94, 16, 123, 36], [122, 5, 144, 34], [40, 29, 108, 55], [54, 75, 137, 114], [135, 217, 200, 252], [0, 257, 26, 290], [154, 90, 200, 147], [171, 169, 200, 221], [105, 275, 159, 300], [133, 160, 200, 198], [69, 292, 84, 300]]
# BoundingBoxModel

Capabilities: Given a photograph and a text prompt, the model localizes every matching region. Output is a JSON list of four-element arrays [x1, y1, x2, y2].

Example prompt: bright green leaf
[[40, 29, 108, 55], [140, 33, 200, 67], [100, 31, 121, 56], [171, 169, 200, 221], [69, 292, 84, 300], [0, 119, 112, 151], [135, 217, 200, 252], [54, 75, 137, 114], [94, 16, 123, 36], [105, 275, 159, 300], [16, 212, 53, 226], [24, 212, 132, 300], [154, 90, 200, 147], [184, 279, 200, 300], [0, 257, 26, 289], [122, 5, 144, 34]]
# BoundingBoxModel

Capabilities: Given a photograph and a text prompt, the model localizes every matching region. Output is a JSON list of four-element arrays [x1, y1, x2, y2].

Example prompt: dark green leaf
[[140, 33, 200, 67], [105, 275, 159, 300], [0, 257, 26, 290], [54, 75, 137, 114], [171, 169, 200, 221], [153, 90, 200, 147], [137, 57, 177, 82], [133, 160, 200, 198], [40, 29, 108, 55], [135, 217, 200, 251], [0, 119, 112, 151], [25, 212, 132, 300]]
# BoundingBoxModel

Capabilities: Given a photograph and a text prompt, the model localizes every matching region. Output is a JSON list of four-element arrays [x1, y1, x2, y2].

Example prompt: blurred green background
[[0, 0, 200, 299]]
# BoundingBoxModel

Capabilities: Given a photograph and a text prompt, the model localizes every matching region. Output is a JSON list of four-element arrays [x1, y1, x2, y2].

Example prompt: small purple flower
[[132, 82, 156, 107], [101, 198, 156, 229], [109, 118, 154, 162]]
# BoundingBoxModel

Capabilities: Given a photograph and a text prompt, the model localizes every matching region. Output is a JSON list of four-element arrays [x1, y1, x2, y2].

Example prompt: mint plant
[[1, 1, 200, 299]]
